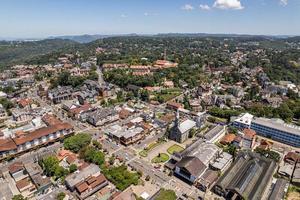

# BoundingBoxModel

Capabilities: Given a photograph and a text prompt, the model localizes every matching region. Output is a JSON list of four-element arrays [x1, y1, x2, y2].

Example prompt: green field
[[151, 153, 170, 163], [167, 144, 184, 155]]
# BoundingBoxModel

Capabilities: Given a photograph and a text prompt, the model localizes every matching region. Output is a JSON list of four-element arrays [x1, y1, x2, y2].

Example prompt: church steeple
[[175, 109, 180, 127]]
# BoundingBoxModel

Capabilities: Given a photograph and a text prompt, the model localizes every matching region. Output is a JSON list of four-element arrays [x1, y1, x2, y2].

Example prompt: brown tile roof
[[17, 98, 32, 108], [284, 152, 300, 163], [42, 114, 62, 126], [8, 162, 24, 174], [167, 101, 183, 109], [89, 174, 107, 189], [69, 103, 91, 115], [66, 154, 77, 164], [243, 129, 256, 139], [118, 109, 131, 119], [16, 178, 31, 190], [220, 134, 236, 145], [13, 122, 73, 145], [76, 182, 89, 194], [0, 138, 17, 152]]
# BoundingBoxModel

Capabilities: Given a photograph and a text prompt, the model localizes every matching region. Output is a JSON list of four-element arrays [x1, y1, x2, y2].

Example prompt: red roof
[[243, 129, 256, 139], [0, 138, 17, 152], [8, 162, 24, 174], [220, 134, 236, 145], [13, 122, 73, 145], [69, 103, 91, 115]]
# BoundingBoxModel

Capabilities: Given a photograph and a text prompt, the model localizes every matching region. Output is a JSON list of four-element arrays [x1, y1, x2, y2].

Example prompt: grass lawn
[[167, 144, 184, 155], [151, 153, 170, 163], [139, 141, 164, 157], [139, 150, 148, 157]]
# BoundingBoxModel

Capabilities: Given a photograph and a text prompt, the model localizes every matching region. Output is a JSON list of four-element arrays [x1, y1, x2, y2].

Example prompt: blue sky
[[0, 0, 299, 38]]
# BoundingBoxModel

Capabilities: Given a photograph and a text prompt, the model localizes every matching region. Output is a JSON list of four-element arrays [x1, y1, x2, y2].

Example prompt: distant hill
[[0, 39, 80, 68], [49, 33, 140, 43]]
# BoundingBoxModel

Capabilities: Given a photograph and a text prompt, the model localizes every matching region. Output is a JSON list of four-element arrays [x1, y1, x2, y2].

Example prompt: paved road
[[97, 65, 105, 85], [133, 130, 165, 150]]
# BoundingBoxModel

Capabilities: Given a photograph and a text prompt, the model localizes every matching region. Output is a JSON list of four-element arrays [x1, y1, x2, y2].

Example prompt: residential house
[[48, 86, 73, 104], [86, 108, 119, 127]]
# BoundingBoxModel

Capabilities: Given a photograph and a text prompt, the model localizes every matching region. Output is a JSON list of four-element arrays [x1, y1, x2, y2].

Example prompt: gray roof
[[65, 164, 100, 188], [176, 156, 206, 178], [178, 119, 196, 134], [215, 151, 276, 200], [204, 125, 225, 141], [252, 117, 300, 136], [180, 140, 220, 166], [268, 179, 288, 200]]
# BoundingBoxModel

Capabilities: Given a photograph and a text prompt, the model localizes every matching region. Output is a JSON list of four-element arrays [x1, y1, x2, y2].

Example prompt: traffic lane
[[114, 147, 136, 162], [128, 159, 171, 185]]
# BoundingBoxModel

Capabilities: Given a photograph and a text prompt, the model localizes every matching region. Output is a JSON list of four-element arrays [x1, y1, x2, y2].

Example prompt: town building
[[233, 113, 300, 147], [214, 151, 276, 200], [169, 111, 196, 143], [48, 86, 73, 104], [0, 121, 73, 159], [86, 108, 119, 127]]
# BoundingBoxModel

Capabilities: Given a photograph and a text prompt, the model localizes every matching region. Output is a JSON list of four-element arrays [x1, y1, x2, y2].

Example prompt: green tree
[[56, 192, 66, 200], [69, 164, 78, 173], [64, 133, 91, 153], [41, 156, 59, 176], [80, 146, 105, 166]]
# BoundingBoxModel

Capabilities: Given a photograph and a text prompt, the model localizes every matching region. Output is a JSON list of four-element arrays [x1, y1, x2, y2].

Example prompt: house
[[169, 111, 196, 143], [196, 169, 219, 192], [11, 108, 33, 123], [220, 134, 236, 145], [166, 101, 183, 111], [284, 152, 300, 165], [8, 162, 28, 181], [65, 164, 101, 191], [105, 124, 145, 146], [86, 108, 119, 127], [75, 174, 108, 199], [214, 151, 276, 200], [241, 128, 256, 149], [16, 178, 37, 198], [174, 156, 207, 183], [24, 162, 52, 195], [48, 86, 73, 104], [153, 60, 178, 69], [112, 187, 136, 200]]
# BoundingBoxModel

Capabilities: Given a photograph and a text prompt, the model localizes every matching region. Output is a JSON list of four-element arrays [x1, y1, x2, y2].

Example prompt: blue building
[[251, 118, 300, 147], [233, 113, 300, 148]]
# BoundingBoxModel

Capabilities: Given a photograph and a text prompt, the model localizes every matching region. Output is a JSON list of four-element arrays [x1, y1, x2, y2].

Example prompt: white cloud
[[144, 12, 159, 16], [279, 0, 288, 6], [181, 4, 194, 11], [213, 0, 244, 10], [199, 4, 211, 10], [120, 14, 127, 18]]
